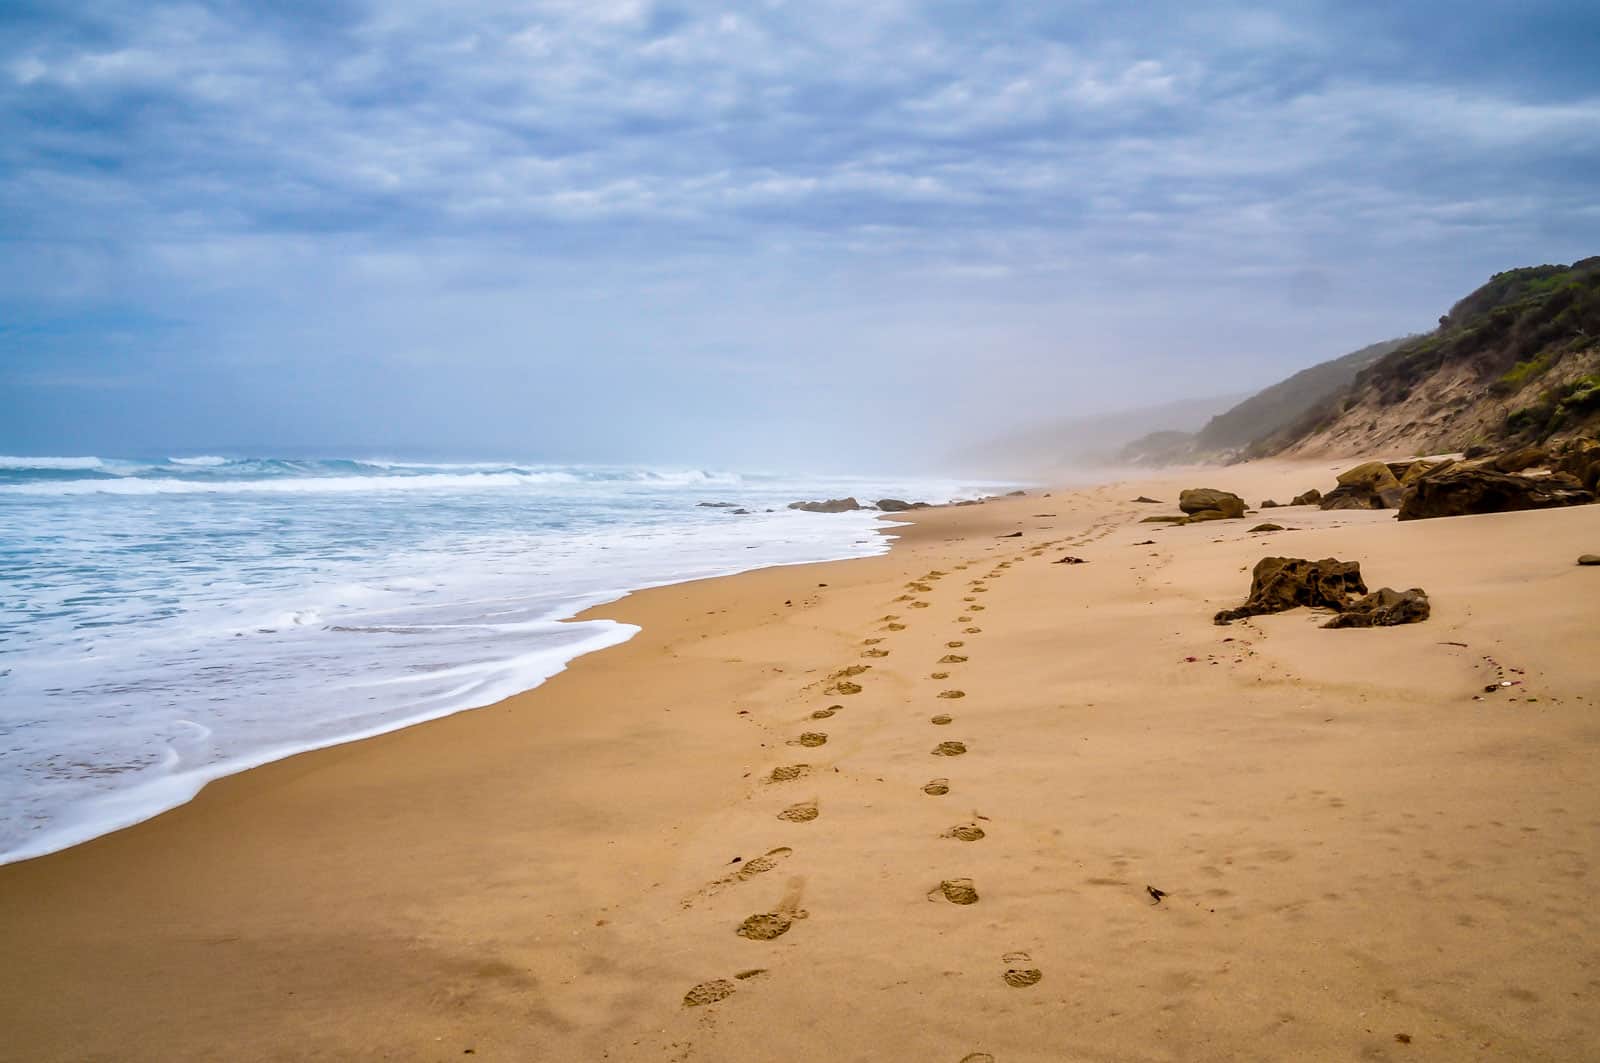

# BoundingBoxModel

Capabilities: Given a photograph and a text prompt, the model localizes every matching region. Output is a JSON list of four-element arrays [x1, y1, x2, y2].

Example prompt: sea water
[[0, 456, 1007, 863]]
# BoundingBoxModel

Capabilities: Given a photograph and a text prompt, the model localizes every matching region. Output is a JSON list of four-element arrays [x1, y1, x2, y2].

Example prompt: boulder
[[876, 498, 915, 512], [1131, 495, 1164, 504], [1324, 461, 1404, 508], [1249, 522, 1285, 532], [1214, 557, 1368, 625], [1463, 443, 1494, 459], [1401, 458, 1454, 484], [1320, 483, 1397, 510], [697, 501, 737, 508], [1579, 554, 1600, 566], [1322, 588, 1431, 628], [1290, 488, 1323, 506], [1554, 439, 1600, 492], [1178, 489, 1245, 518], [1139, 515, 1188, 523], [1186, 509, 1235, 523], [1259, 499, 1281, 509], [1488, 446, 1550, 473], [788, 497, 862, 513], [1397, 467, 1595, 521]]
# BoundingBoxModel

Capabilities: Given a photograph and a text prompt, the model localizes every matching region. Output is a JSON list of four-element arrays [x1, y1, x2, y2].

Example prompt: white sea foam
[[0, 454, 106, 470], [167, 455, 230, 466]]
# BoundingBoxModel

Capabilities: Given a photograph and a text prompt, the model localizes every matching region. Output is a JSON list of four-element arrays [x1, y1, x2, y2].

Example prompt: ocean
[[0, 455, 1008, 864]]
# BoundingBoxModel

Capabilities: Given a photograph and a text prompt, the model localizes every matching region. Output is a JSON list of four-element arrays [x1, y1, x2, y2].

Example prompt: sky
[[2, 0, 1598, 469]]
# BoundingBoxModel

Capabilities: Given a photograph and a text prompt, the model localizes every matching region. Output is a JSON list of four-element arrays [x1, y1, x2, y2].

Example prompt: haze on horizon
[[3, 1, 1598, 472]]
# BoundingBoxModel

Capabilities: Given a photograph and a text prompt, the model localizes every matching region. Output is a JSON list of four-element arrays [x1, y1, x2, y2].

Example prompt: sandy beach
[[2, 458, 1598, 1062]]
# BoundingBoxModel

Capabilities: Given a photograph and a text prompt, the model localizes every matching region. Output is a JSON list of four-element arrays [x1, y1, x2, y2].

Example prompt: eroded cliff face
[[1265, 257, 1600, 458]]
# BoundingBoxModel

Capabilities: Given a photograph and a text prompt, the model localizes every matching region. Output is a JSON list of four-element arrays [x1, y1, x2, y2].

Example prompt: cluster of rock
[[1271, 440, 1599, 521], [1214, 557, 1430, 629], [782, 497, 935, 513]]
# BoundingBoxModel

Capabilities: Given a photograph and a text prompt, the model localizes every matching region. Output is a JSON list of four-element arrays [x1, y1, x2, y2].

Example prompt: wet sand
[[2, 459, 1599, 1062]]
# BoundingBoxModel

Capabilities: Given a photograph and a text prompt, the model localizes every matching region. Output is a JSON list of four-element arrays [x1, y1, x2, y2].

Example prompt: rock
[[998, 531, 1022, 538], [1053, 555, 1087, 564], [1006, 490, 1026, 496], [1139, 515, 1188, 523], [1290, 488, 1323, 506], [1397, 467, 1595, 521], [1322, 587, 1431, 628], [1249, 522, 1285, 532], [788, 497, 862, 513], [1178, 489, 1245, 518], [1554, 439, 1600, 492], [1131, 495, 1163, 504], [1401, 458, 1454, 484], [731, 508, 751, 515], [1463, 443, 1494, 459], [1214, 557, 1368, 625], [1488, 446, 1549, 473], [1260, 499, 1280, 508], [876, 498, 915, 512], [1324, 461, 1404, 508], [697, 501, 737, 508], [1578, 554, 1600, 566], [1186, 509, 1234, 523]]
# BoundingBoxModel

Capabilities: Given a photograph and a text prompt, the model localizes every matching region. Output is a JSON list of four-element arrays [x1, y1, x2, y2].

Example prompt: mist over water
[[0, 455, 1013, 863]]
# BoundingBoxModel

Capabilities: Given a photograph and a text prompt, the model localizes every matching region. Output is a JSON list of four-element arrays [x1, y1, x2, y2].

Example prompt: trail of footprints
[[686, 527, 1072, 1037]]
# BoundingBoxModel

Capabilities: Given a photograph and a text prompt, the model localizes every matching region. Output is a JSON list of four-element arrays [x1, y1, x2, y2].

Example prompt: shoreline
[[3, 458, 1598, 1061], [0, 497, 943, 866]]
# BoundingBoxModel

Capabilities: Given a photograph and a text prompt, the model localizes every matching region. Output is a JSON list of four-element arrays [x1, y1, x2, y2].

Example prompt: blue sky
[[3, 1, 1598, 466]]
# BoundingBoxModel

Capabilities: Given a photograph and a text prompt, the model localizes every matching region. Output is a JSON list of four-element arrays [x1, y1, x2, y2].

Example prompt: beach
[[2, 458, 1598, 1062]]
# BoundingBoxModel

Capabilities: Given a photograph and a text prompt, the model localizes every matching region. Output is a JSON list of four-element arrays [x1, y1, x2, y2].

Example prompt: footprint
[[969, 605, 986, 612], [923, 778, 951, 795], [736, 846, 793, 880], [863, 648, 889, 657], [957, 615, 972, 622], [939, 655, 967, 664], [963, 627, 982, 634], [906, 582, 933, 592], [946, 641, 965, 648], [683, 979, 737, 1006], [832, 664, 869, 678], [932, 741, 968, 756], [769, 764, 810, 782], [737, 877, 807, 940], [777, 801, 818, 822], [885, 623, 907, 632], [863, 638, 884, 645], [930, 714, 952, 725], [943, 823, 985, 841], [827, 681, 862, 695], [790, 732, 827, 747], [909, 601, 930, 609], [962, 596, 977, 602], [811, 706, 838, 719], [736, 913, 792, 940], [1002, 952, 1043, 988], [937, 690, 966, 699], [929, 878, 980, 905]]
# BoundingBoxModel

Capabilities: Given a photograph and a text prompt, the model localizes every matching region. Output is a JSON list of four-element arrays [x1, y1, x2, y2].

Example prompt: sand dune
[[2, 459, 1597, 1062]]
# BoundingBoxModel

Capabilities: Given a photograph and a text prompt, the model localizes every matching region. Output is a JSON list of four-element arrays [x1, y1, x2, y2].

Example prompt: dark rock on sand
[[1131, 496, 1163, 504], [1185, 509, 1235, 523], [1178, 489, 1245, 518], [1397, 467, 1594, 521], [1488, 446, 1550, 474], [1320, 461, 1403, 510], [1290, 488, 1323, 506], [788, 497, 862, 513], [875, 498, 930, 512], [1576, 554, 1600, 566], [1249, 522, 1285, 532], [1214, 557, 1368, 624], [1139, 515, 1188, 523], [1323, 588, 1431, 628], [1006, 490, 1026, 496], [1260, 499, 1281, 508]]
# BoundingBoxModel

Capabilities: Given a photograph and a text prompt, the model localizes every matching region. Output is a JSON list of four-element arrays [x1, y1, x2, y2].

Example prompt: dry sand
[[2, 459, 1598, 1062]]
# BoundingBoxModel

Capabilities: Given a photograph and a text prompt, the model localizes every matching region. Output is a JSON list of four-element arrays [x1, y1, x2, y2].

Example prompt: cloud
[[2, 0, 1598, 461]]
